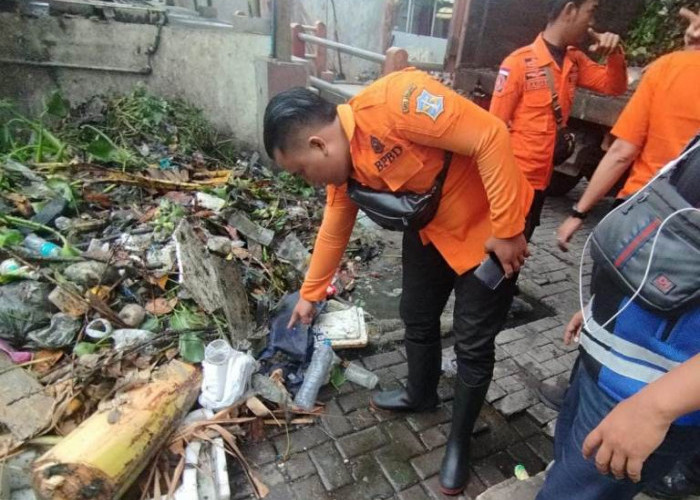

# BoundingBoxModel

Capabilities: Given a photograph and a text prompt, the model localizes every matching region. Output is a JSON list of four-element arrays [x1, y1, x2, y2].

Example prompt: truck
[[445, 0, 647, 195]]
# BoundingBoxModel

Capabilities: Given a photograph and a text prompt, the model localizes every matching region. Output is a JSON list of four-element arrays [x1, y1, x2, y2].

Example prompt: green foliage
[[170, 304, 211, 332], [153, 199, 186, 235], [277, 171, 316, 198], [626, 0, 700, 65]]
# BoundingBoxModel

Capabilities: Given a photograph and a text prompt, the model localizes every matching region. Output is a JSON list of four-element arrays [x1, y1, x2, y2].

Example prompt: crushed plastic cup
[[202, 339, 233, 401], [85, 318, 113, 339]]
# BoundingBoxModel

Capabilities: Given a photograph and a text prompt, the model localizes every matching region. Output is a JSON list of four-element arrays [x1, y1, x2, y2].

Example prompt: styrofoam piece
[[174, 441, 201, 500], [311, 304, 368, 349], [150, 408, 231, 500]]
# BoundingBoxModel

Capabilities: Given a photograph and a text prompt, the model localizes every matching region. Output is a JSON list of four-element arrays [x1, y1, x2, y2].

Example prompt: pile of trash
[[0, 89, 379, 499]]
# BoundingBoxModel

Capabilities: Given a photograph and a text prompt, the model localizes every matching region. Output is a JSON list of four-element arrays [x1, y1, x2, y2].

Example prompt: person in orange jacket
[[490, 0, 628, 240], [264, 69, 533, 496], [490, 0, 628, 412]]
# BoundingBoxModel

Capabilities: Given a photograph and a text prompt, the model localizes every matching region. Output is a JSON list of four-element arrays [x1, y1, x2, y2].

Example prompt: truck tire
[[546, 171, 582, 197]]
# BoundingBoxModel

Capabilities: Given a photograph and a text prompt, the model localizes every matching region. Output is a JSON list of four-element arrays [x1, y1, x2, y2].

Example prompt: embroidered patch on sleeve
[[370, 135, 385, 154], [495, 68, 510, 94], [415, 89, 445, 121], [401, 83, 418, 114]]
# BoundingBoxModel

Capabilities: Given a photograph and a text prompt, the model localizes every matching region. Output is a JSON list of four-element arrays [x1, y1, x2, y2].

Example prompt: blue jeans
[[536, 362, 700, 500]]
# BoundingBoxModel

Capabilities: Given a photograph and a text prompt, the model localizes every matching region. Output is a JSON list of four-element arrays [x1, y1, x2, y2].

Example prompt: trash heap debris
[[0, 88, 380, 499]]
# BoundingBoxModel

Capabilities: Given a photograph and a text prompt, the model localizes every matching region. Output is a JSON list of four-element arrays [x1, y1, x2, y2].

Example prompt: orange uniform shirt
[[300, 69, 534, 302], [490, 34, 628, 190], [612, 50, 700, 198]]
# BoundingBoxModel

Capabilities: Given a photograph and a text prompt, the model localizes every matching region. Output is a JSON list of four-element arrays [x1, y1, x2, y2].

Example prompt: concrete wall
[[0, 12, 271, 149], [292, 0, 387, 81]]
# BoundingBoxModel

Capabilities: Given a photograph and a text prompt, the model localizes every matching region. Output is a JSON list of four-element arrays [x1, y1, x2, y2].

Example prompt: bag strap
[[435, 151, 453, 190], [543, 66, 565, 131]]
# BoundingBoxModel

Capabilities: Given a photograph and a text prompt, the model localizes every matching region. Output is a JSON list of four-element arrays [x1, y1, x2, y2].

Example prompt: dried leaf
[[231, 247, 250, 260], [31, 350, 63, 375], [246, 397, 272, 418], [86, 285, 111, 302], [145, 297, 178, 315], [145, 274, 169, 291]]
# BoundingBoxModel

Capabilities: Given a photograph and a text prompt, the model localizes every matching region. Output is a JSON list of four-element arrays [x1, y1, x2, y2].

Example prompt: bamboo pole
[[32, 360, 201, 500]]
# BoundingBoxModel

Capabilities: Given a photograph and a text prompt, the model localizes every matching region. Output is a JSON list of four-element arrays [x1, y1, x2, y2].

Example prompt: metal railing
[[291, 21, 445, 81]]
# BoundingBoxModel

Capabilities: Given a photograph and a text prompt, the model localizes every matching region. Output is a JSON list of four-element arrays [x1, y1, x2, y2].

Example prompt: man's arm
[[576, 30, 628, 96], [289, 185, 358, 326], [583, 353, 700, 482], [556, 59, 659, 251], [556, 139, 640, 251], [392, 74, 533, 275], [489, 57, 523, 126]]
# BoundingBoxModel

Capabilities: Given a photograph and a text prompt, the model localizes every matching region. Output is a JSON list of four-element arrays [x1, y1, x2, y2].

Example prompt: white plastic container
[[202, 339, 233, 401]]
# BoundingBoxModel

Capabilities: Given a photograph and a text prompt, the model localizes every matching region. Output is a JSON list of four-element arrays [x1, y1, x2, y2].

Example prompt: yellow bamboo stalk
[[32, 360, 201, 500]]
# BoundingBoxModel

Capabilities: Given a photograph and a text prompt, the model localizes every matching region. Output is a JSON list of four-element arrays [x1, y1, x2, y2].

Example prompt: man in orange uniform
[[557, 6, 700, 251], [490, 0, 627, 240], [264, 69, 533, 496]]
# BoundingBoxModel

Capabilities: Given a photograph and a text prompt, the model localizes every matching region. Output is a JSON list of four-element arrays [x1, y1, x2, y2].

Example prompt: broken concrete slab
[[0, 353, 54, 446], [227, 211, 274, 247], [174, 218, 251, 343]]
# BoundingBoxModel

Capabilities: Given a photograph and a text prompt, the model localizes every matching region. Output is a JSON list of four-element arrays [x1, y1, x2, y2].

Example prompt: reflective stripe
[[579, 331, 666, 384], [583, 301, 680, 372]]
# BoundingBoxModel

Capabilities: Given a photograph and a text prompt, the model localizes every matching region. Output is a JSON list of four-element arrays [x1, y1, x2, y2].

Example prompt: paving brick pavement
[[230, 187, 623, 499]]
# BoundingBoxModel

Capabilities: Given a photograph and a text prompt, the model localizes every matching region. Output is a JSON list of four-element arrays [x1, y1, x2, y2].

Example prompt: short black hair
[[263, 87, 337, 158], [547, 0, 587, 21]]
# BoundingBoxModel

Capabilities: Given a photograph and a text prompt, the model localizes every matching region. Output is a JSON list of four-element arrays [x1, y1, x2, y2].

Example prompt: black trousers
[[400, 231, 516, 386]]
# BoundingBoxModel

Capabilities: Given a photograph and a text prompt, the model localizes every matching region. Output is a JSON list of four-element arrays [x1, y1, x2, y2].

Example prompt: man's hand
[[485, 234, 530, 278], [287, 298, 315, 328], [681, 7, 700, 49], [582, 393, 673, 482], [564, 310, 583, 345], [557, 216, 584, 252], [588, 29, 622, 58]]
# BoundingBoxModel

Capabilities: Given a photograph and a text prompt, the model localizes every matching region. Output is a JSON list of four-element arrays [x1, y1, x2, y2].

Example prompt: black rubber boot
[[370, 339, 441, 412], [439, 376, 489, 496]]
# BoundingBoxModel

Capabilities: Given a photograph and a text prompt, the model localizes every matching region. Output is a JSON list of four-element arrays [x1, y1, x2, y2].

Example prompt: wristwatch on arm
[[570, 204, 588, 220]]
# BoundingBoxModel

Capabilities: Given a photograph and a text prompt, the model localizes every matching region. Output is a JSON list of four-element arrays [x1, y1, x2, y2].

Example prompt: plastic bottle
[[0, 259, 22, 274], [344, 362, 379, 389], [23, 234, 61, 257], [514, 464, 530, 480], [294, 340, 335, 411]]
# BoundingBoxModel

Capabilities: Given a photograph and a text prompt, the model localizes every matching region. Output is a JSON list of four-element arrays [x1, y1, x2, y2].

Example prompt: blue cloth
[[537, 363, 700, 500]]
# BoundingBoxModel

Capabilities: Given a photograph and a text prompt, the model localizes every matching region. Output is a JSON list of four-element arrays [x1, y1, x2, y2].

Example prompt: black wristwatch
[[570, 204, 588, 220]]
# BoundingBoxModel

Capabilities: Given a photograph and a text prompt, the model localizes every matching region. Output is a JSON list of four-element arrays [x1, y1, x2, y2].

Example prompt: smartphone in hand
[[474, 252, 505, 290]]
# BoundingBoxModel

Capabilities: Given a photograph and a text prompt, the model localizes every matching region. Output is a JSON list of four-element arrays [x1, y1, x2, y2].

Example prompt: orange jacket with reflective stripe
[[490, 34, 628, 190], [300, 69, 534, 301]]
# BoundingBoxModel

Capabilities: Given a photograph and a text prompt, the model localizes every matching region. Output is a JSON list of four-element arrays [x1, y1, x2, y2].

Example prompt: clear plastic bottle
[[344, 362, 379, 389], [294, 340, 335, 411], [0, 259, 22, 274], [23, 233, 61, 257]]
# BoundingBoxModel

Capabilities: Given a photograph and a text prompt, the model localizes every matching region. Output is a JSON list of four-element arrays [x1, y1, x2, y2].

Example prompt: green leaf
[[87, 134, 117, 161], [74, 342, 98, 356], [45, 91, 69, 118], [60, 243, 81, 257], [45, 178, 76, 204], [178, 332, 205, 363], [0, 229, 23, 248], [330, 364, 346, 390], [140, 315, 163, 333]]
